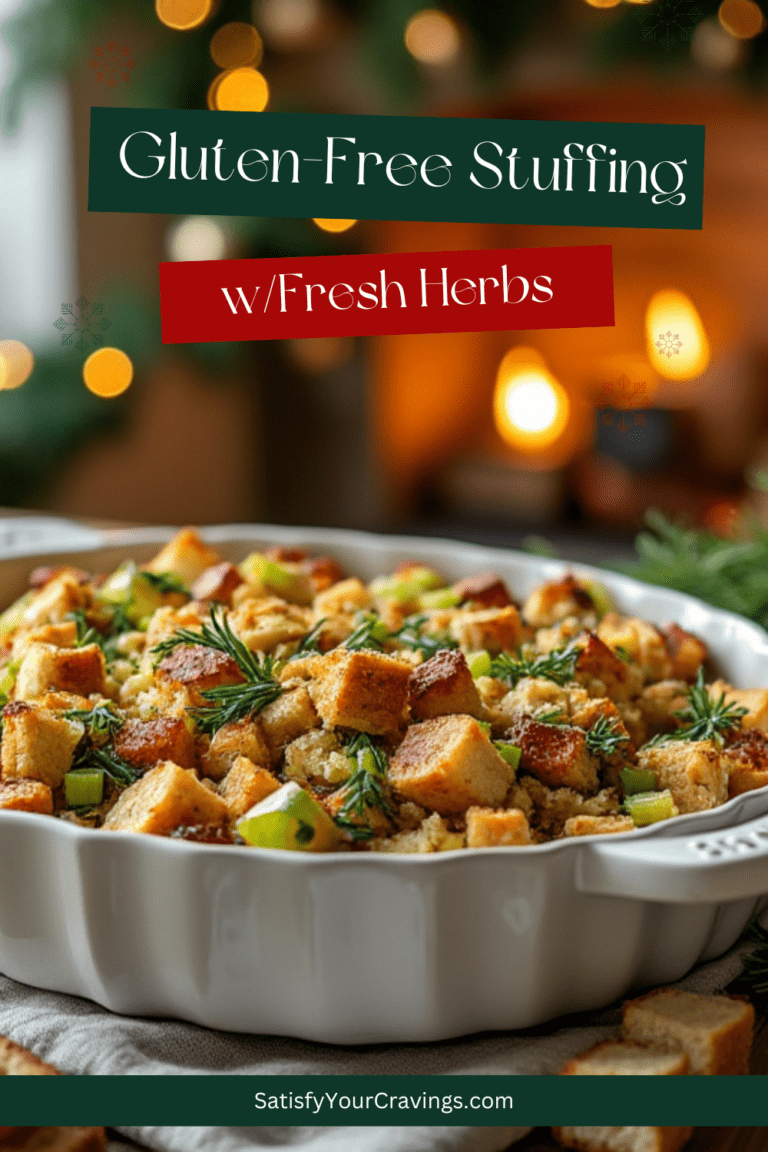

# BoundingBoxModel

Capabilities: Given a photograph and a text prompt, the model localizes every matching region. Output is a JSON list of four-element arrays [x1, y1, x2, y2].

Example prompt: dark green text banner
[[88, 108, 704, 229]]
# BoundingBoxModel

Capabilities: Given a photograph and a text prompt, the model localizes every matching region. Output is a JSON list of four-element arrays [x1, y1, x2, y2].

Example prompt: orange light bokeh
[[155, 0, 217, 32], [0, 340, 34, 390], [213, 68, 270, 112], [312, 218, 357, 233], [83, 348, 134, 398], [210, 22, 264, 69], [493, 347, 571, 453]]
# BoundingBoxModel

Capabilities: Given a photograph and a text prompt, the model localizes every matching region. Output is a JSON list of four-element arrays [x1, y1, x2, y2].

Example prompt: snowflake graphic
[[89, 41, 135, 88], [655, 330, 683, 358], [598, 375, 649, 435], [634, 1, 705, 51], [53, 298, 111, 350]]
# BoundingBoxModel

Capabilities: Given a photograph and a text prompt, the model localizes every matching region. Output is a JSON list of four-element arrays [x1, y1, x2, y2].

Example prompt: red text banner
[[158, 244, 614, 344]]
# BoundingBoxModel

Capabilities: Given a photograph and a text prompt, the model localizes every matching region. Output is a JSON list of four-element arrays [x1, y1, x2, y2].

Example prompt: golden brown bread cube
[[448, 606, 523, 656], [708, 679, 768, 732], [219, 755, 280, 819], [191, 562, 244, 605], [622, 987, 754, 1075], [637, 680, 689, 740], [560, 1039, 690, 1075], [574, 632, 635, 702], [663, 623, 707, 682], [453, 572, 513, 609], [522, 575, 596, 627], [506, 714, 599, 794], [1, 703, 83, 789], [201, 717, 271, 780], [309, 649, 411, 735], [408, 649, 483, 721], [597, 613, 672, 683], [723, 728, 768, 797], [103, 760, 227, 835], [314, 577, 372, 617], [20, 570, 88, 630], [113, 716, 196, 772], [156, 643, 243, 705], [637, 739, 728, 813], [260, 685, 320, 756], [14, 642, 106, 701], [227, 597, 313, 652], [465, 806, 532, 847], [0, 778, 53, 815], [389, 714, 513, 814], [11, 620, 78, 663], [144, 528, 221, 584], [564, 815, 635, 837]]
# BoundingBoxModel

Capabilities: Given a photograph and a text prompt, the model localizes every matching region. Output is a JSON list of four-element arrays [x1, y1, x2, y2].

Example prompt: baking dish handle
[[575, 814, 768, 903]]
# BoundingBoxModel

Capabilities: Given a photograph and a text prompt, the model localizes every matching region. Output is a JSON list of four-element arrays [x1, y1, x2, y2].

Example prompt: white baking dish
[[1, 523, 768, 1045]]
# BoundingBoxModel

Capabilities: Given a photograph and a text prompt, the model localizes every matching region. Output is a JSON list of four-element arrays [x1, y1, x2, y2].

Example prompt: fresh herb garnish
[[67, 609, 98, 648], [396, 614, 457, 657], [647, 668, 747, 748], [490, 645, 578, 688], [333, 732, 396, 841], [537, 708, 568, 725], [152, 603, 264, 678], [287, 618, 327, 661], [342, 614, 389, 652], [63, 702, 124, 741], [584, 715, 630, 758], [64, 703, 135, 788], [142, 571, 190, 596]]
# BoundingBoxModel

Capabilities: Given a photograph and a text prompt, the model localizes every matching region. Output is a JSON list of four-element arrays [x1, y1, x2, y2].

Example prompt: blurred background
[[1, 0, 768, 563]]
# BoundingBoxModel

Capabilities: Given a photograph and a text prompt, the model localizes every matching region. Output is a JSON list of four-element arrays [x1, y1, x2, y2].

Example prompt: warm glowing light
[[83, 348, 134, 398], [404, 9, 461, 65], [155, 0, 217, 31], [210, 22, 263, 68], [0, 340, 34, 390], [494, 347, 570, 452], [287, 336, 355, 372], [167, 216, 228, 261], [719, 0, 765, 38], [582, 0, 622, 8], [213, 67, 270, 111], [257, 0, 322, 49], [312, 218, 357, 233], [692, 17, 744, 69], [646, 289, 710, 381]]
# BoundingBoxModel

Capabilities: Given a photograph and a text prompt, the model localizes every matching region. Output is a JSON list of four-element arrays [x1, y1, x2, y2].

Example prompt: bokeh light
[[167, 216, 228, 261], [719, 0, 765, 38], [582, 0, 622, 9], [692, 17, 745, 69], [0, 340, 34, 390], [213, 67, 270, 111], [256, 0, 322, 49], [155, 0, 217, 31], [312, 218, 357, 233], [210, 22, 263, 69], [645, 289, 711, 381], [287, 336, 355, 373], [493, 347, 570, 452], [404, 9, 461, 65], [83, 348, 134, 398]]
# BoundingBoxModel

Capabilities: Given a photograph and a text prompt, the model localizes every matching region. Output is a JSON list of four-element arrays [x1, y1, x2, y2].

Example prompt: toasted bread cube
[[709, 679, 768, 732], [553, 1127, 693, 1152], [143, 604, 206, 655], [219, 755, 280, 820], [144, 528, 221, 585], [228, 598, 313, 652], [20, 570, 88, 630], [0, 777, 54, 814], [449, 606, 523, 656], [191, 562, 243, 605], [560, 1039, 689, 1076], [564, 815, 635, 837], [597, 613, 672, 683], [201, 717, 271, 780], [523, 575, 596, 628], [309, 649, 410, 735], [637, 739, 727, 813], [14, 641, 106, 701], [314, 577, 372, 618], [113, 716, 196, 772], [389, 714, 513, 814], [103, 760, 227, 835], [453, 572, 513, 609], [1, 702, 84, 788], [260, 685, 320, 757], [723, 729, 768, 797], [11, 619, 78, 663], [491, 677, 570, 728], [408, 649, 483, 721], [507, 714, 599, 794], [465, 806, 532, 847], [304, 555, 347, 593], [574, 633, 635, 702], [663, 623, 707, 682], [637, 680, 689, 739], [622, 987, 754, 1075], [156, 644, 243, 705]]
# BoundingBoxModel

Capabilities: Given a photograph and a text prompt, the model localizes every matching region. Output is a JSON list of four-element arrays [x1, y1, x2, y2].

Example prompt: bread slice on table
[[622, 988, 754, 1075], [0, 1035, 59, 1075], [552, 1128, 693, 1152], [0, 1132, 106, 1151], [560, 1039, 689, 1075]]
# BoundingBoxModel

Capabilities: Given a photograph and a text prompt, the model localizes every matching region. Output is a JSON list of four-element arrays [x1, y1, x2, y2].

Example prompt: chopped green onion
[[467, 649, 492, 679], [494, 742, 521, 772], [620, 767, 658, 796], [419, 588, 460, 610], [65, 769, 104, 809], [624, 789, 678, 827]]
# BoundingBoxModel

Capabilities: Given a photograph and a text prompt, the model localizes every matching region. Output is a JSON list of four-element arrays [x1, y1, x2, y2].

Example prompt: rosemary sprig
[[334, 732, 396, 841], [396, 614, 457, 657], [72, 744, 136, 787], [342, 613, 389, 652], [537, 708, 568, 725], [647, 668, 747, 748], [67, 609, 99, 648], [63, 702, 124, 742], [151, 603, 264, 678], [490, 644, 578, 688], [141, 571, 190, 596], [64, 704, 135, 788], [287, 618, 327, 661], [584, 715, 630, 759]]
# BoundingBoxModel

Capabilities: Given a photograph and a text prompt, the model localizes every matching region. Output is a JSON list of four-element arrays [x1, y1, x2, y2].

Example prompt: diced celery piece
[[368, 618, 391, 644], [467, 649, 492, 679], [494, 742, 521, 772], [238, 553, 312, 604], [620, 767, 658, 796], [65, 769, 104, 809], [369, 567, 444, 603], [237, 781, 342, 852], [99, 561, 185, 626], [419, 588, 460, 610], [0, 590, 34, 640], [0, 660, 19, 702], [625, 789, 678, 827], [583, 580, 614, 620], [477, 720, 492, 737]]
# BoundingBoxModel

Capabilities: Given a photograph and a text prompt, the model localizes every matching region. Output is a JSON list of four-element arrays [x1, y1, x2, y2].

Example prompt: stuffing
[[314, 577, 372, 618], [308, 648, 411, 735], [597, 613, 672, 684], [283, 729, 351, 786], [19, 570, 88, 631], [200, 718, 271, 780], [505, 714, 599, 794], [0, 777, 54, 814], [191, 562, 243, 605], [113, 716, 196, 772], [407, 649, 484, 721], [722, 728, 768, 797], [260, 686, 320, 757], [522, 575, 597, 628], [155, 644, 243, 705], [637, 680, 689, 740], [563, 815, 636, 837], [144, 528, 221, 585], [708, 680, 768, 732], [1, 702, 84, 789], [103, 760, 227, 834], [219, 756, 280, 820], [637, 740, 728, 813], [370, 811, 465, 854], [228, 597, 314, 653], [663, 623, 707, 682], [520, 776, 620, 837], [449, 605, 524, 655], [574, 632, 639, 702], [453, 573, 513, 609], [14, 642, 106, 701], [465, 806, 532, 847]]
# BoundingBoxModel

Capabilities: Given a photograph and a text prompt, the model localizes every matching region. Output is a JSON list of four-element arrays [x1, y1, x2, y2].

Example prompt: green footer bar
[[0, 1075, 765, 1126]]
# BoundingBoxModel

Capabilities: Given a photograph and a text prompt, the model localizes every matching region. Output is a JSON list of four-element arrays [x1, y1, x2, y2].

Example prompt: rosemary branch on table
[[490, 644, 578, 688]]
